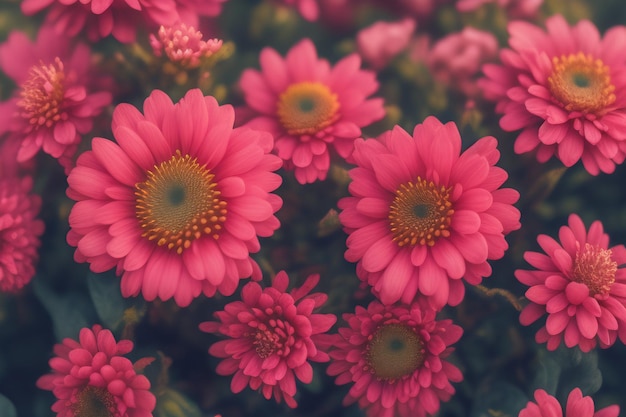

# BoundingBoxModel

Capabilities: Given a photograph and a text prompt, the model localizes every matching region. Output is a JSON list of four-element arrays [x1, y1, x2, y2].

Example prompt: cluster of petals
[[239, 38, 385, 184], [66, 88, 283, 307], [356, 18, 416, 70], [0, 27, 112, 172], [150, 22, 223, 69], [480, 15, 626, 175], [456, 0, 543, 18], [516, 214, 626, 352], [36, 324, 156, 417], [323, 300, 463, 417], [519, 388, 619, 417], [199, 270, 337, 407], [427, 27, 498, 97], [339, 116, 521, 309]]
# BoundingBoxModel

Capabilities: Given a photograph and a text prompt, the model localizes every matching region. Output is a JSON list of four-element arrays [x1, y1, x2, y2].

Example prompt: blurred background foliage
[[1, 0, 626, 416]]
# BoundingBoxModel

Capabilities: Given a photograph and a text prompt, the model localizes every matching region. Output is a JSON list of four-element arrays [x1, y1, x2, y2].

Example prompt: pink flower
[[519, 388, 619, 417], [239, 38, 385, 184], [36, 325, 156, 417], [480, 15, 626, 175], [21, 0, 181, 43], [150, 22, 223, 69], [199, 270, 337, 407], [427, 27, 498, 97], [176, 0, 228, 25], [324, 300, 463, 417], [281, 0, 320, 21], [339, 117, 521, 309], [456, 0, 543, 18], [0, 27, 111, 172], [357, 18, 416, 70], [66, 89, 283, 307], [516, 214, 626, 352]]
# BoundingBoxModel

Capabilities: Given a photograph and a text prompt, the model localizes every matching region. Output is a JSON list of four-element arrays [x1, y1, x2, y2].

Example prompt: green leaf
[[0, 394, 17, 417], [155, 388, 202, 417], [87, 272, 128, 330]]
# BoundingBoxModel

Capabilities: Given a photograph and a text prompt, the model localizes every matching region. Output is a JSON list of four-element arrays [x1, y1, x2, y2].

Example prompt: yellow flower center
[[388, 177, 454, 247], [572, 243, 617, 296], [547, 52, 616, 114], [17, 58, 67, 131], [135, 151, 227, 254], [71, 386, 116, 417], [276, 82, 340, 135], [365, 323, 425, 381]]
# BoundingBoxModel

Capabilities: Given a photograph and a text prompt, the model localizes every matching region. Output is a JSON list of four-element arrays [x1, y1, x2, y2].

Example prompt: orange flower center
[[365, 323, 424, 381], [135, 151, 227, 254], [547, 52, 616, 114], [276, 82, 340, 135], [389, 177, 454, 247], [17, 58, 67, 131], [572, 243, 617, 296], [71, 385, 116, 417]]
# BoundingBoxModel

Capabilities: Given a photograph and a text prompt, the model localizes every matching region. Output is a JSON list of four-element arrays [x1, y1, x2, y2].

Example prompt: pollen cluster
[[277, 81, 340, 135]]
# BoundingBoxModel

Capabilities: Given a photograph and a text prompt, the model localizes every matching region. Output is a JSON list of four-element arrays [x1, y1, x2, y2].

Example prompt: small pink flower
[[0, 27, 111, 172], [66, 89, 283, 307], [519, 388, 619, 417], [427, 27, 498, 97], [480, 15, 626, 175], [456, 0, 543, 18], [323, 300, 463, 417], [516, 214, 626, 352], [280, 0, 320, 21], [339, 116, 521, 309], [239, 38, 385, 184], [357, 18, 416, 70], [150, 22, 223, 69], [36, 324, 156, 417], [199, 271, 337, 408]]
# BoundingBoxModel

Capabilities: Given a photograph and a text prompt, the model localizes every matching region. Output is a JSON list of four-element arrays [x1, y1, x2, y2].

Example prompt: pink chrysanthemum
[[150, 22, 223, 70], [519, 388, 619, 417], [516, 214, 626, 352], [239, 38, 386, 184], [480, 15, 626, 175], [356, 18, 416, 70], [338, 116, 521, 309], [199, 270, 337, 408], [66, 89, 283, 307], [323, 300, 463, 417], [37, 324, 156, 417], [21, 0, 180, 43], [0, 27, 111, 172]]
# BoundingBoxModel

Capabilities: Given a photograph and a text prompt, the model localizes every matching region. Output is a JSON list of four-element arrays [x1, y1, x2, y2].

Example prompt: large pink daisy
[[239, 38, 386, 184], [519, 388, 619, 417], [323, 300, 463, 417], [37, 324, 156, 417], [480, 15, 626, 175], [199, 270, 336, 408], [516, 214, 626, 352], [0, 27, 112, 172], [66, 89, 283, 307], [339, 116, 521, 309]]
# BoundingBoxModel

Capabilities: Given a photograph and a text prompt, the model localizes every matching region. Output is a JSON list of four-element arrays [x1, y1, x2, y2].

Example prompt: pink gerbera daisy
[[338, 116, 521, 309], [0, 27, 111, 172], [480, 15, 626, 175], [199, 270, 336, 408], [324, 300, 463, 417], [516, 213, 626, 352], [37, 324, 156, 417], [66, 88, 283, 307], [519, 388, 619, 417], [239, 38, 386, 184]]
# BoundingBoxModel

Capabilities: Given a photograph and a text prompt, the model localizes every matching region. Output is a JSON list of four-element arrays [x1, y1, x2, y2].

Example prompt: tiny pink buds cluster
[[150, 22, 223, 69]]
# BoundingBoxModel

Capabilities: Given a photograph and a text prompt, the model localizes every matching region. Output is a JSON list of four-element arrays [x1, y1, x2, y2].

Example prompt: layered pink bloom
[[427, 27, 498, 97], [150, 22, 223, 69], [516, 214, 626, 352], [456, 0, 543, 18], [519, 388, 619, 417], [66, 89, 283, 307], [339, 117, 521, 308], [0, 27, 111, 172], [480, 15, 626, 175], [21, 0, 180, 43], [37, 325, 156, 417], [239, 38, 385, 184], [357, 18, 416, 70], [199, 270, 336, 407], [323, 300, 463, 417]]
